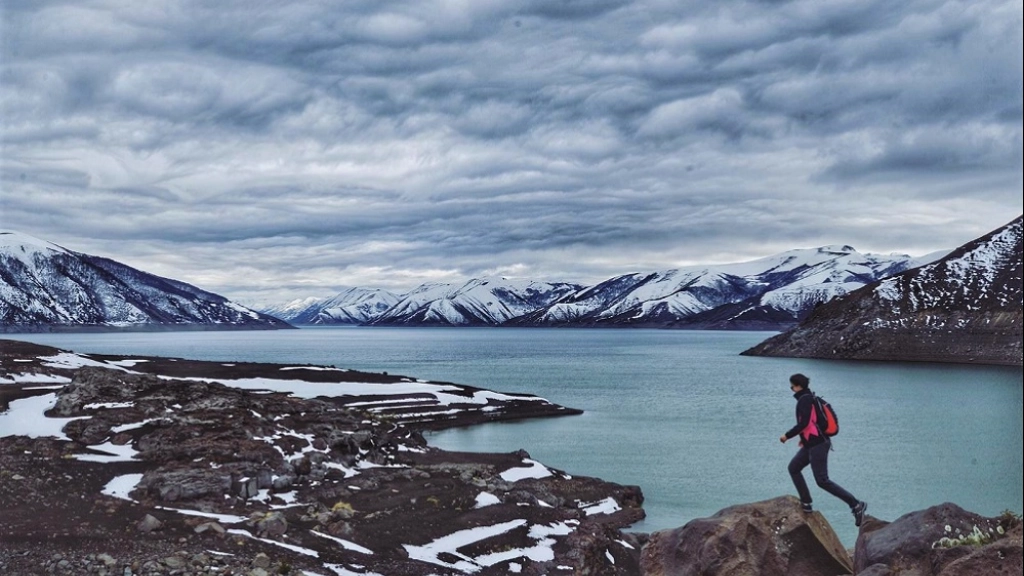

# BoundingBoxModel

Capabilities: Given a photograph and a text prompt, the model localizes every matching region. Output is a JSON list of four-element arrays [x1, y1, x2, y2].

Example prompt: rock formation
[[639, 496, 854, 576], [854, 502, 1023, 576], [637, 497, 1021, 576], [1, 340, 640, 575]]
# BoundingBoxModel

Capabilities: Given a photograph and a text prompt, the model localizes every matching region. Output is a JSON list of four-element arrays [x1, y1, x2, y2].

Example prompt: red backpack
[[812, 393, 839, 437]]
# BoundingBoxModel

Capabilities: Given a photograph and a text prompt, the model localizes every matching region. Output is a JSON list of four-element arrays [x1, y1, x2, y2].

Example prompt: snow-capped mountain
[[743, 215, 1023, 365], [510, 246, 942, 329], [257, 296, 329, 324], [261, 288, 402, 325], [0, 231, 290, 332], [257, 246, 944, 329], [368, 278, 582, 326]]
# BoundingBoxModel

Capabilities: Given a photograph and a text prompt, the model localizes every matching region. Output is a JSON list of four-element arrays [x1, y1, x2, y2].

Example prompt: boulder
[[233, 476, 259, 500], [857, 564, 892, 576], [853, 502, 1013, 575], [252, 552, 271, 569], [194, 522, 226, 535], [640, 496, 853, 576], [136, 514, 163, 533], [255, 511, 288, 538]]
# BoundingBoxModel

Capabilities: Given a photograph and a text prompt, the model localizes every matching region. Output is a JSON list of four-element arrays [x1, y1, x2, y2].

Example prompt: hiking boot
[[852, 501, 867, 527], [801, 502, 813, 513]]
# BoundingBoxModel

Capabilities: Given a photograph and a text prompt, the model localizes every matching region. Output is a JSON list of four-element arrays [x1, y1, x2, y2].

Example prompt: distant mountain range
[[743, 215, 1023, 365], [258, 288, 403, 325], [12, 227, 997, 336], [370, 279, 581, 326], [264, 246, 944, 330], [0, 231, 289, 332]]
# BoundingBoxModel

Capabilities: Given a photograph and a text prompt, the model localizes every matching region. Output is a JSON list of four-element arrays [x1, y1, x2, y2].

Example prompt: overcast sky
[[2, 0, 1021, 304]]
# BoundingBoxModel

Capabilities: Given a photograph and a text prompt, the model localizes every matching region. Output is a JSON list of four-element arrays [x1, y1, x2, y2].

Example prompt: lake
[[4, 327, 1022, 546]]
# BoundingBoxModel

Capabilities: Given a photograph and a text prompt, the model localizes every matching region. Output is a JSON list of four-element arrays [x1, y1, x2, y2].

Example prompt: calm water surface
[[6, 327, 1022, 546]]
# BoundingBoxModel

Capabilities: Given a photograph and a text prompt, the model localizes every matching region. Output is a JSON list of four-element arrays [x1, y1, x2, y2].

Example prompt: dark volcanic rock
[[743, 215, 1023, 366], [854, 502, 1022, 576], [1, 341, 641, 575], [639, 496, 853, 576]]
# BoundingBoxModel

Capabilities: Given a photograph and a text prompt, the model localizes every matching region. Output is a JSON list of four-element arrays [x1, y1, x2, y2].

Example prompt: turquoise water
[[5, 327, 1022, 546]]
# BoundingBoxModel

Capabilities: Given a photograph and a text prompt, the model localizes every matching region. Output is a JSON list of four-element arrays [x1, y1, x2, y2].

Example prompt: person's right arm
[[782, 395, 812, 441]]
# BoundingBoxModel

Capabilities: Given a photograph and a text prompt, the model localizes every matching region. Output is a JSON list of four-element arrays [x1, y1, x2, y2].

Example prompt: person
[[779, 373, 867, 527]]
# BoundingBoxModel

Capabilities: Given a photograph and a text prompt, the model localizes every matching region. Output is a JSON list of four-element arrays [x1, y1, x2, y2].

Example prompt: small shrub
[[998, 509, 1021, 533], [932, 525, 998, 549], [331, 501, 354, 513]]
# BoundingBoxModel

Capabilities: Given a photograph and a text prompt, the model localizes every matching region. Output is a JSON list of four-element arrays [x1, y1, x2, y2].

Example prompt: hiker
[[779, 373, 867, 526]]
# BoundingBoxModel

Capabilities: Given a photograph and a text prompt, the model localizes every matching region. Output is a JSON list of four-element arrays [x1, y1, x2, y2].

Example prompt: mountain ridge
[[742, 215, 1023, 365], [2, 229, 959, 333], [1, 231, 290, 333], [272, 246, 943, 330], [368, 277, 583, 327]]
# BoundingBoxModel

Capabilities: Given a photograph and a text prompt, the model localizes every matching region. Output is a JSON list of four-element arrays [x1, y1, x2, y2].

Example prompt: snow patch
[[474, 492, 501, 508], [310, 530, 374, 555], [403, 519, 527, 573], [107, 359, 150, 367], [39, 353, 130, 372], [0, 373, 73, 385], [228, 529, 318, 557], [74, 441, 139, 463], [500, 459, 554, 482], [579, 497, 621, 516], [102, 473, 143, 501], [0, 393, 89, 439], [84, 402, 133, 410]]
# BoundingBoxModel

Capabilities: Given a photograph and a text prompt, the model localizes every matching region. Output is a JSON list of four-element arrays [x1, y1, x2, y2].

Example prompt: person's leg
[[808, 442, 859, 507], [788, 446, 813, 509]]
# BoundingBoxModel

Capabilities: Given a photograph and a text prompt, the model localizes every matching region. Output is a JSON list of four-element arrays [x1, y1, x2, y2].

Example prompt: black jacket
[[785, 389, 826, 448]]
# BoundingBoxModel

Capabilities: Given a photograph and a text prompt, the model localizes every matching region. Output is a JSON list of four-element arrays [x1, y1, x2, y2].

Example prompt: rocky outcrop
[[743, 215, 1023, 366], [1, 344, 643, 575], [639, 496, 853, 576], [638, 498, 1021, 576], [854, 502, 1022, 576], [1, 338, 583, 431]]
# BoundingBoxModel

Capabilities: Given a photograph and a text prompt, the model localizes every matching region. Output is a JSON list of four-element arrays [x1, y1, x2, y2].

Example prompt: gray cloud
[[2, 0, 1021, 304]]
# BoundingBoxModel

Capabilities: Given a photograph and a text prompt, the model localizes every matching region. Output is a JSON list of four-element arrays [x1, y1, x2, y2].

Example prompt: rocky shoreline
[[1, 339, 642, 575], [2, 339, 1021, 575]]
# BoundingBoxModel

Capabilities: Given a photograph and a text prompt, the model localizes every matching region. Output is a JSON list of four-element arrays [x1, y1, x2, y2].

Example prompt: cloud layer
[[2, 0, 1021, 303]]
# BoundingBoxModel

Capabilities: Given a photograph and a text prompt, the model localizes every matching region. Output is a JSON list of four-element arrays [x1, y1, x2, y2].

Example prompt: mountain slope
[[257, 296, 330, 325], [261, 288, 402, 325], [742, 216, 1023, 366], [511, 246, 940, 329], [1, 231, 290, 332], [369, 278, 582, 326]]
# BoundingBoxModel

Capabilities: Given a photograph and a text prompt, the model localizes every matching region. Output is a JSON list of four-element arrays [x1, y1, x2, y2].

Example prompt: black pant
[[788, 440, 859, 508]]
